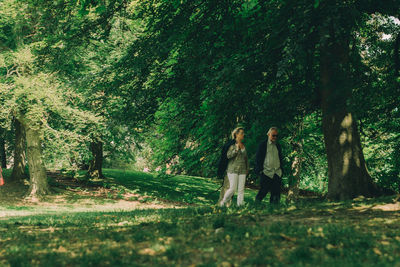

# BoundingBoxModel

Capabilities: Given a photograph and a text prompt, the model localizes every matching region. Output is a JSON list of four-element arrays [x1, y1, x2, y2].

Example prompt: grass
[[102, 168, 259, 205], [0, 168, 399, 266]]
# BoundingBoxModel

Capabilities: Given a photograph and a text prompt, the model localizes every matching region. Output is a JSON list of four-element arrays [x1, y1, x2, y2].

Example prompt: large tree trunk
[[320, 32, 379, 200], [0, 137, 6, 169], [24, 125, 50, 200], [87, 141, 104, 179], [321, 110, 378, 200], [11, 120, 27, 180]]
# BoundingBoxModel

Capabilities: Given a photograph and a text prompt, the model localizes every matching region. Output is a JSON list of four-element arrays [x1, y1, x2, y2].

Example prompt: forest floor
[[0, 168, 399, 266]]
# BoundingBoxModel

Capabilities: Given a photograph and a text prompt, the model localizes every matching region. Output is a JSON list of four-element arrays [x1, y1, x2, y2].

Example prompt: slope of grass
[[102, 168, 260, 206]]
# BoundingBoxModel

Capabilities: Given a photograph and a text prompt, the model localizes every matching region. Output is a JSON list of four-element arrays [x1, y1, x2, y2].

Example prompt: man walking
[[254, 127, 284, 204]]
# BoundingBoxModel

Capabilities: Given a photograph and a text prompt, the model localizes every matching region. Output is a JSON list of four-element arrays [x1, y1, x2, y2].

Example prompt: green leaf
[[95, 5, 106, 14]]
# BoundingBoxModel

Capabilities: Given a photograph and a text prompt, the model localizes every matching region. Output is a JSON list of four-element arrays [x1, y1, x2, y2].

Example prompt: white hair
[[267, 127, 278, 135]]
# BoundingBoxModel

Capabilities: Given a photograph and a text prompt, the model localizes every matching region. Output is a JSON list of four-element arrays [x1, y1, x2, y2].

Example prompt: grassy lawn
[[102, 169, 259, 205], [0, 169, 399, 266]]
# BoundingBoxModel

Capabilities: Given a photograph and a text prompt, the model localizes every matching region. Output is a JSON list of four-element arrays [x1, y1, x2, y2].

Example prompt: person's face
[[236, 129, 245, 141], [268, 130, 278, 142]]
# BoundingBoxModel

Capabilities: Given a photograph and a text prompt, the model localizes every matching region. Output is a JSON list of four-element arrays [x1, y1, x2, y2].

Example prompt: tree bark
[[395, 33, 400, 77], [320, 33, 379, 200], [0, 138, 6, 169], [286, 141, 303, 203], [11, 120, 27, 180], [87, 141, 104, 179], [24, 125, 50, 200], [322, 109, 379, 200]]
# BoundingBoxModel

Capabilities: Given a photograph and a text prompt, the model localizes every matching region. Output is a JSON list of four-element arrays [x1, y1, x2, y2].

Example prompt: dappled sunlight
[[0, 199, 184, 219], [1, 169, 398, 266], [340, 113, 353, 129], [339, 113, 357, 176], [372, 203, 400, 212], [0, 186, 186, 219], [1, 0, 399, 265], [1, 192, 400, 266], [342, 149, 352, 175]]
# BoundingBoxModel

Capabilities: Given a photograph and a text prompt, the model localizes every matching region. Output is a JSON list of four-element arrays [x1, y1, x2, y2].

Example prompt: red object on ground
[[0, 167, 4, 186]]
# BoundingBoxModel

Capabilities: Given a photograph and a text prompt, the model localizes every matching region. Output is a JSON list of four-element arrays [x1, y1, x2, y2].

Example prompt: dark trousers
[[255, 173, 282, 204]]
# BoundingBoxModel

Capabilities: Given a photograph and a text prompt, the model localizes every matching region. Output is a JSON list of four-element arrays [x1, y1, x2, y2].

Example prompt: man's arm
[[254, 142, 264, 175], [277, 144, 284, 176]]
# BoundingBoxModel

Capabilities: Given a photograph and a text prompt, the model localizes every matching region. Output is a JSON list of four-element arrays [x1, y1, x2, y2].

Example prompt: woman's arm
[[244, 149, 249, 175], [227, 144, 239, 159]]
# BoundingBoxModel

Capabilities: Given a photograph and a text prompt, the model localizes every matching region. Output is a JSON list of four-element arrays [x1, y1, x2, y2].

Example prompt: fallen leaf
[[56, 246, 68, 253], [203, 247, 214, 252], [373, 248, 382, 256], [215, 227, 224, 234], [280, 233, 296, 242], [219, 262, 232, 267], [326, 244, 336, 250], [138, 248, 156, 256]]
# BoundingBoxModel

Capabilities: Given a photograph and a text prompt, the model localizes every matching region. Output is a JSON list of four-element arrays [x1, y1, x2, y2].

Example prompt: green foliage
[[111, 0, 400, 194], [0, 47, 103, 171], [1, 0, 400, 195], [0, 0, 144, 173]]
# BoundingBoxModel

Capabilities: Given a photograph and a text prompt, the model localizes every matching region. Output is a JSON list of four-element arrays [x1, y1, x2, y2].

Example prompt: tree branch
[[395, 33, 400, 76]]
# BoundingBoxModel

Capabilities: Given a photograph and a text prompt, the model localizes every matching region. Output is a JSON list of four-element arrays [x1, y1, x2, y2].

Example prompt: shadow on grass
[[102, 169, 259, 206], [0, 201, 399, 266]]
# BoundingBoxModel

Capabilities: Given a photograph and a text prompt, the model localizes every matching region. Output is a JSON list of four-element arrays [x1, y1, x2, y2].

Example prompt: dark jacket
[[217, 139, 236, 179], [254, 139, 284, 177]]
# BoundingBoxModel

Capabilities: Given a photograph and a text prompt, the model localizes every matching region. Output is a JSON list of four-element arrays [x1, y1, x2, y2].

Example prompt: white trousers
[[220, 173, 246, 207]]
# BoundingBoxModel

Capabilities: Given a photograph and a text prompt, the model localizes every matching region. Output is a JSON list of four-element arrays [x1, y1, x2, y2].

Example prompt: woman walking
[[219, 127, 249, 207]]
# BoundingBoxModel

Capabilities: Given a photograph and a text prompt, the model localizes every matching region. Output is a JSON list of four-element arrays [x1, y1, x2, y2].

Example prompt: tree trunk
[[11, 120, 27, 180], [320, 33, 379, 200], [321, 110, 378, 200], [0, 138, 6, 169], [24, 125, 50, 200], [286, 141, 303, 203], [87, 141, 104, 179]]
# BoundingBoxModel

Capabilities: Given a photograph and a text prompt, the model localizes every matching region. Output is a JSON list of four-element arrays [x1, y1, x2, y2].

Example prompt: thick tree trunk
[[320, 34, 379, 200], [0, 138, 6, 169], [24, 126, 50, 200], [87, 141, 104, 179], [321, 110, 378, 200], [11, 120, 27, 180]]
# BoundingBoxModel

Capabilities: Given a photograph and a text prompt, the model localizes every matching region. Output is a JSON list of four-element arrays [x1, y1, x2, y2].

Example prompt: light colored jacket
[[226, 144, 249, 175]]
